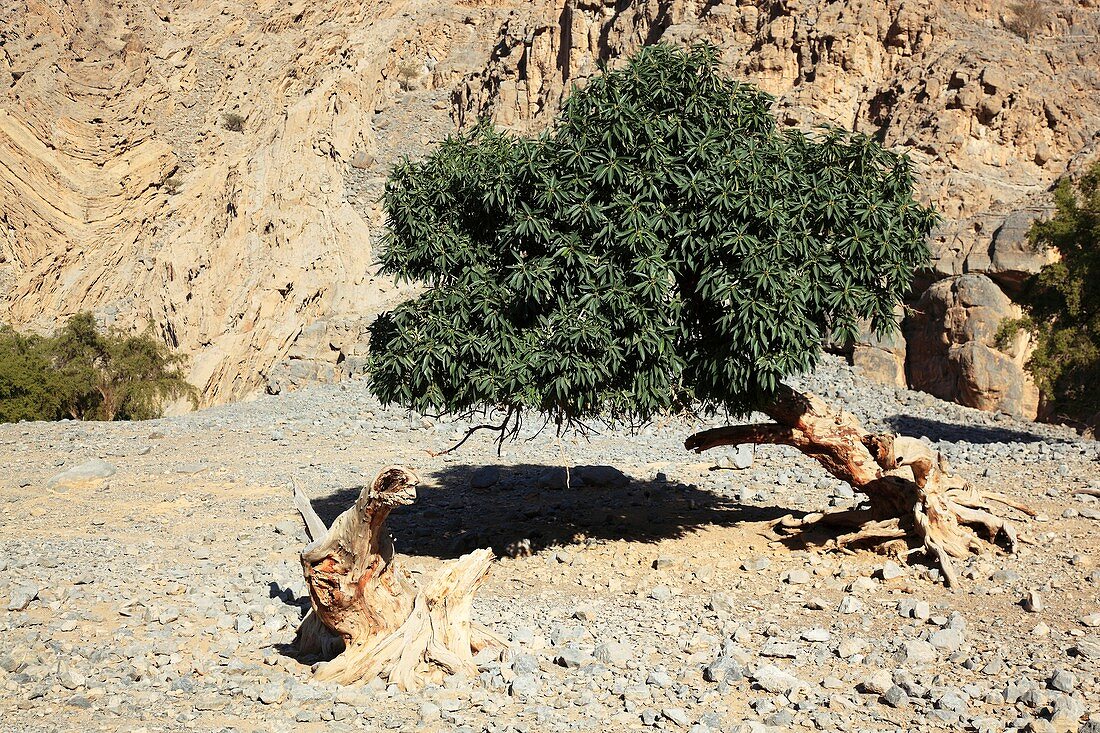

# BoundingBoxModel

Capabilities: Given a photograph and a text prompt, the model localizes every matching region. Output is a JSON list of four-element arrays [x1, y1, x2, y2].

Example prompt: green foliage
[[0, 313, 197, 423], [1014, 163, 1100, 426], [368, 43, 937, 428], [0, 327, 61, 422], [223, 112, 245, 132]]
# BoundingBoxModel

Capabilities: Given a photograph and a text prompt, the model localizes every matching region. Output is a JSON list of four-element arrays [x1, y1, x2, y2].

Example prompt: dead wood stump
[[292, 466, 503, 688], [685, 385, 1035, 586]]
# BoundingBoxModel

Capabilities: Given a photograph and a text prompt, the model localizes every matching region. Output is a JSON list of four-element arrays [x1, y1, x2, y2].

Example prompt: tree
[[316, 45, 1031, 685], [0, 326, 61, 422], [51, 312, 198, 421], [0, 313, 197, 422], [1004, 162, 1100, 429]]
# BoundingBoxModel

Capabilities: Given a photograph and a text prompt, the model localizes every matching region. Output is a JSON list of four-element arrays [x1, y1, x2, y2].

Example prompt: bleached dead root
[[292, 468, 503, 689]]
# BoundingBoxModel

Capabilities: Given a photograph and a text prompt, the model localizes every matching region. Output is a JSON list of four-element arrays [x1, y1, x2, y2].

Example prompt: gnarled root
[[292, 467, 502, 689], [686, 385, 1035, 587]]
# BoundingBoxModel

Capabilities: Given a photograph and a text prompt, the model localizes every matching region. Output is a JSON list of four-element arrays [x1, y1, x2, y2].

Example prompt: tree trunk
[[292, 467, 504, 688], [685, 385, 1034, 586]]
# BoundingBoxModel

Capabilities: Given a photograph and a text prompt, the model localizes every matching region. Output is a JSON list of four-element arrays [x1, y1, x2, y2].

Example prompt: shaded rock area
[[906, 274, 1039, 419], [966, 207, 1060, 297]]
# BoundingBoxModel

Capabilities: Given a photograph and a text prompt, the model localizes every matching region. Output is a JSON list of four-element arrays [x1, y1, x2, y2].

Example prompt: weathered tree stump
[[685, 386, 1035, 586], [292, 466, 504, 688]]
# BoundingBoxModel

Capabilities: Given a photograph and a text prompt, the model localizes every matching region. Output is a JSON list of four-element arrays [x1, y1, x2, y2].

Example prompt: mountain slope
[[2, 0, 1097, 407]]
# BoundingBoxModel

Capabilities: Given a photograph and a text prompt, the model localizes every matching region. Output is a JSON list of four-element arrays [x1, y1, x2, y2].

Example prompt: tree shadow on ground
[[884, 414, 1064, 445], [309, 464, 800, 561]]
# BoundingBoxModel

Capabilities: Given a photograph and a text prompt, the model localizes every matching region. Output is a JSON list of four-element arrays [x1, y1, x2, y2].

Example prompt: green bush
[[1012, 162, 1100, 428], [223, 112, 245, 132], [0, 313, 197, 423], [366, 43, 936, 432], [0, 327, 60, 422]]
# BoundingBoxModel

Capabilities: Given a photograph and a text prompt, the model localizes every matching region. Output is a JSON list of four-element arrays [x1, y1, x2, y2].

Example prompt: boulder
[[852, 305, 908, 387], [905, 274, 1039, 419], [965, 208, 1059, 295], [46, 459, 116, 490]]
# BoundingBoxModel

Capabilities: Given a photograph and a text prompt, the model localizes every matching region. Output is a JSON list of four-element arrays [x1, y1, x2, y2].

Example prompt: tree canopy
[[367, 43, 937, 428], [1007, 162, 1100, 428], [0, 313, 196, 422]]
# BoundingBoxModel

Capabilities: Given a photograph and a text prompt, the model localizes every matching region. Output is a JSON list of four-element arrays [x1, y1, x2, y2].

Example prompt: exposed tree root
[[292, 467, 502, 688], [686, 385, 1035, 586]]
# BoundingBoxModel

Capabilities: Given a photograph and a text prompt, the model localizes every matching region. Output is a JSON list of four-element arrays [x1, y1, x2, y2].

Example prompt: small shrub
[[223, 112, 245, 132], [0, 327, 60, 422], [163, 176, 182, 194], [1006, 0, 1049, 41], [395, 60, 423, 91]]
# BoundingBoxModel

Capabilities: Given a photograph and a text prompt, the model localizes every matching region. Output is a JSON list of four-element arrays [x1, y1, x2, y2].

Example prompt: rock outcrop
[[0, 0, 510, 406], [2, 0, 1097, 410], [964, 207, 1060, 296], [905, 274, 1039, 419]]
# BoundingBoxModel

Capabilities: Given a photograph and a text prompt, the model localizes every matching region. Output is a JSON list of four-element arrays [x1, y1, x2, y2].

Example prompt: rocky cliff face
[[0, 0, 514, 405], [2, 0, 1097, 411]]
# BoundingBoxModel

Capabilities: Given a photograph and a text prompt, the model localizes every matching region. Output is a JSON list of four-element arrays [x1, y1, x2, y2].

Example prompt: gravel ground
[[1, 355, 1098, 733]]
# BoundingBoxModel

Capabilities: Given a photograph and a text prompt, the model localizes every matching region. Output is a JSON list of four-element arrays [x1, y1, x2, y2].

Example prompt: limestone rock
[[46, 460, 116, 490], [967, 207, 1059, 295], [905, 274, 1039, 418], [852, 305, 908, 387]]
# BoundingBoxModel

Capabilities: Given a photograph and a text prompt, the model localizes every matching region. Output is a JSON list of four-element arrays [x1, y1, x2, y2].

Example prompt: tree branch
[[684, 423, 804, 453]]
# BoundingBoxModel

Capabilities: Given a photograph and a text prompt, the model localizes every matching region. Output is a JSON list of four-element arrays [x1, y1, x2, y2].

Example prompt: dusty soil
[[1, 357, 1098, 732]]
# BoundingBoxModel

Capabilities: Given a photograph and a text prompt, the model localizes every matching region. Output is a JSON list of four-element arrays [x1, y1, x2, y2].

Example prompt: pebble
[[837, 638, 866, 658], [259, 681, 286, 704], [900, 639, 938, 666], [752, 665, 806, 695], [1, 353, 1096, 732], [723, 445, 754, 470], [648, 585, 673, 602], [553, 647, 589, 669], [662, 707, 690, 726], [1048, 669, 1076, 693], [510, 674, 540, 699], [883, 685, 908, 707], [593, 641, 631, 666], [785, 569, 812, 585], [858, 670, 893, 695], [801, 628, 830, 643], [6, 584, 39, 612], [929, 628, 965, 652], [838, 595, 863, 614], [470, 466, 500, 489], [880, 561, 905, 580]]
